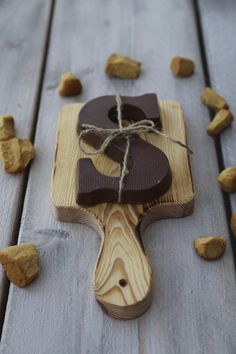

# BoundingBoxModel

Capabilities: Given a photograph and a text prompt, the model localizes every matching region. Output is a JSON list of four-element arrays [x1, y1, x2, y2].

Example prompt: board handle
[[93, 205, 152, 320]]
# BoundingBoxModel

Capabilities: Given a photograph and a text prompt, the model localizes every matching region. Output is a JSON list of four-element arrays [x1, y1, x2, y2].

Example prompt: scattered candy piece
[[105, 53, 141, 79], [218, 166, 236, 192], [201, 87, 228, 111], [0, 115, 15, 141], [194, 236, 227, 260], [170, 56, 195, 77], [58, 72, 82, 97], [0, 138, 34, 173], [207, 109, 233, 136], [0, 243, 40, 287], [231, 213, 236, 239]]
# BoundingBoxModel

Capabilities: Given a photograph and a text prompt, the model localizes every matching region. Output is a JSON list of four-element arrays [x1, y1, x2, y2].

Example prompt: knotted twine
[[78, 94, 193, 203]]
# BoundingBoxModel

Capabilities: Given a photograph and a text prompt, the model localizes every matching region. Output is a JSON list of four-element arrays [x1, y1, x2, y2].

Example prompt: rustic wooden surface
[[51, 101, 194, 319], [198, 0, 236, 214], [0, 0, 236, 353], [0, 0, 53, 313]]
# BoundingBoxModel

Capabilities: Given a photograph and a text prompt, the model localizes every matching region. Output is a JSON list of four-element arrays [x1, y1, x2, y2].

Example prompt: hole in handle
[[119, 279, 127, 287]]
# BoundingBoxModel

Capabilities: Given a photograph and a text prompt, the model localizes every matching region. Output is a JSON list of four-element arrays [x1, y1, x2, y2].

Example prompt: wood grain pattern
[[198, 0, 236, 213], [0, 0, 53, 311], [1, 0, 236, 352], [94, 205, 152, 320], [51, 101, 194, 319]]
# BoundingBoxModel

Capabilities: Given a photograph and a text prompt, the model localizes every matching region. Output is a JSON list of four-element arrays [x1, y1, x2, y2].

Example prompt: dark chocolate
[[76, 94, 172, 206]]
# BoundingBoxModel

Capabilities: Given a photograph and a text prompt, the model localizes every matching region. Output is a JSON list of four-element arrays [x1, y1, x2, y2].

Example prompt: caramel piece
[[231, 213, 236, 239], [194, 236, 227, 260], [58, 72, 82, 97], [0, 115, 15, 141], [105, 53, 141, 79], [0, 138, 34, 173], [207, 109, 233, 136], [170, 56, 195, 77], [201, 87, 228, 111], [218, 167, 236, 192], [0, 243, 40, 287]]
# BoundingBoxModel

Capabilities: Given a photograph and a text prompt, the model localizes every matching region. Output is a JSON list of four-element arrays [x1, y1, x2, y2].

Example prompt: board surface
[[51, 100, 194, 319]]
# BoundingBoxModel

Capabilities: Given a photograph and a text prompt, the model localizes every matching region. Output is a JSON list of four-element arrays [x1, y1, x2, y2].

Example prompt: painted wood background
[[198, 0, 236, 214], [0, 0, 235, 353], [0, 0, 53, 317]]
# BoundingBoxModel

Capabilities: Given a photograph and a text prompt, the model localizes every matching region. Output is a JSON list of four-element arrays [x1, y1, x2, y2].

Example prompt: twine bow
[[78, 94, 193, 203]]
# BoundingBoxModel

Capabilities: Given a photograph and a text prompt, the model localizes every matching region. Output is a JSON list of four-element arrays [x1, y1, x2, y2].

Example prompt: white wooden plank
[[0, 0, 53, 308], [198, 0, 236, 212], [1, 0, 236, 353]]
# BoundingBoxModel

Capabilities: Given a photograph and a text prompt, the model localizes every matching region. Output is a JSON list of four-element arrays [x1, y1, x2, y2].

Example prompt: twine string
[[78, 94, 193, 203], [116, 93, 131, 203]]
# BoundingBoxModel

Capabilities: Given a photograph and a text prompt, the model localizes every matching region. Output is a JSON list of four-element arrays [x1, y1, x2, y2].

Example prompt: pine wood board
[[52, 101, 194, 222], [51, 100, 194, 319]]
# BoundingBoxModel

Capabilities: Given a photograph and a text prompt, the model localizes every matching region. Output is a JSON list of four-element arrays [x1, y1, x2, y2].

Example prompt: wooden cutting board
[[51, 100, 194, 320]]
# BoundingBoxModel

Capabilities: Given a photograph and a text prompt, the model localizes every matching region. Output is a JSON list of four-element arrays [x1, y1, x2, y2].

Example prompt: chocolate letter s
[[76, 94, 171, 206]]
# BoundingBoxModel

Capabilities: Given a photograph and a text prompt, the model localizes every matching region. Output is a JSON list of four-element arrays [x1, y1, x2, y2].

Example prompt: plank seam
[[0, 0, 56, 339], [193, 0, 236, 267]]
